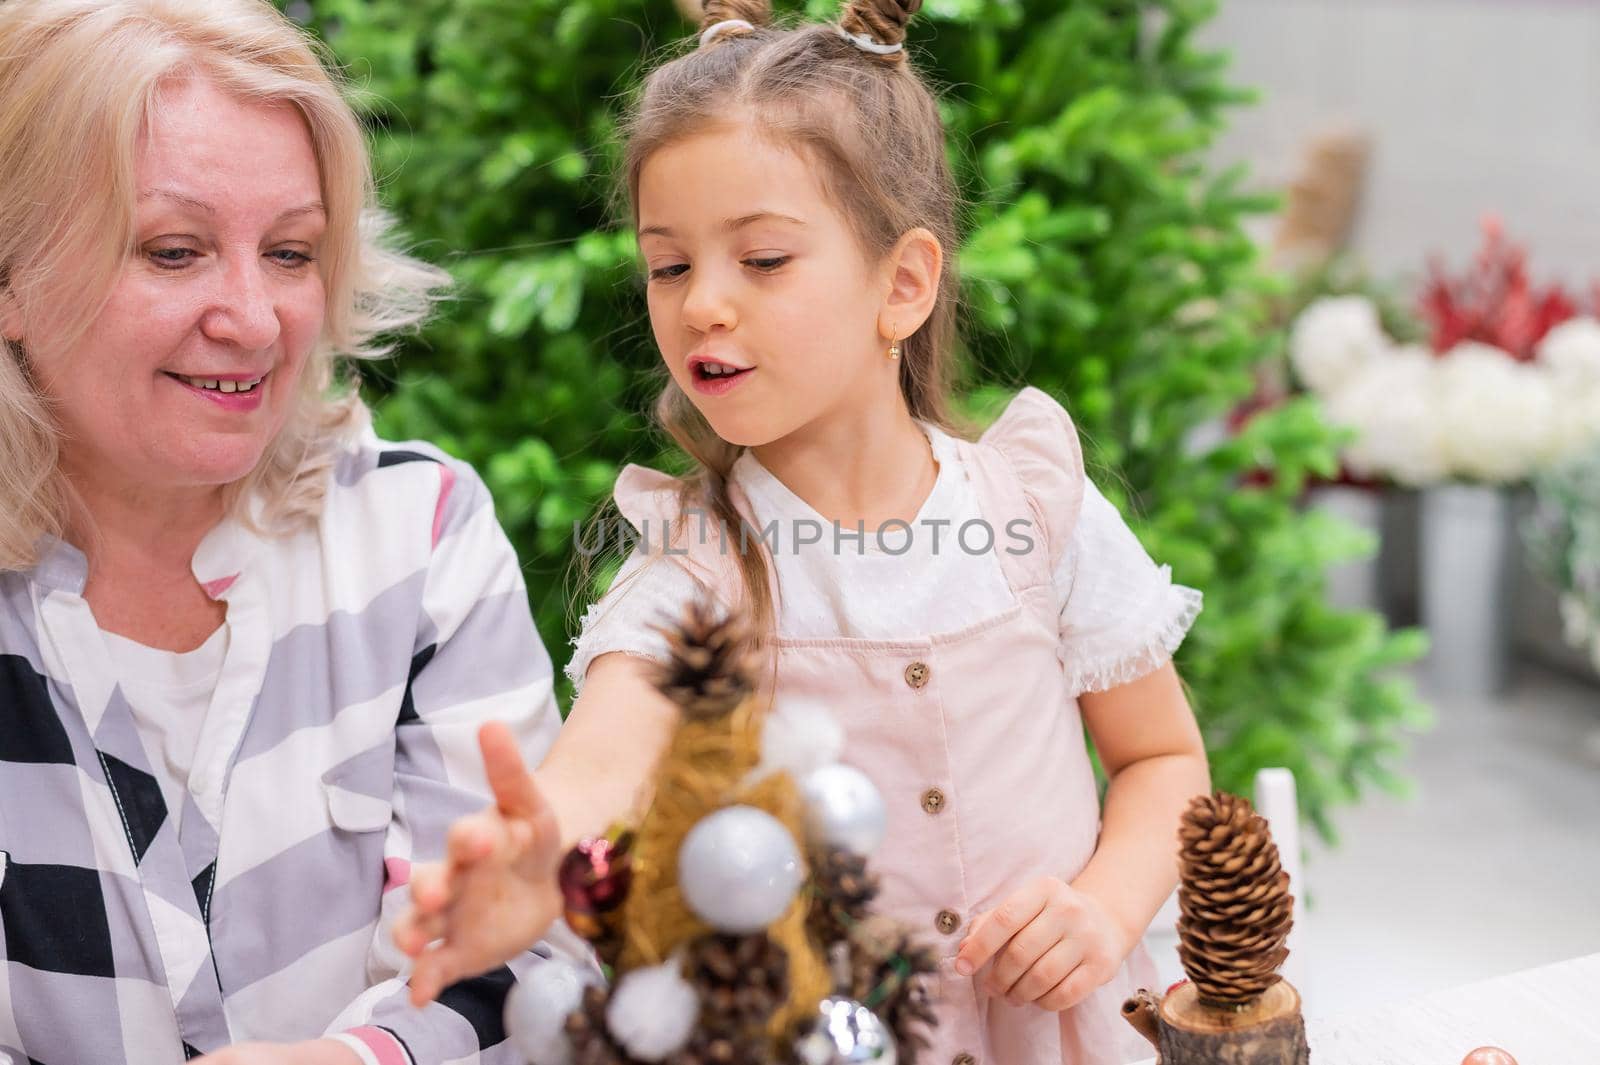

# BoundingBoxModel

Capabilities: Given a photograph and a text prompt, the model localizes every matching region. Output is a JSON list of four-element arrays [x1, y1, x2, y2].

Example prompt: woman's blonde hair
[[0, 0, 450, 571]]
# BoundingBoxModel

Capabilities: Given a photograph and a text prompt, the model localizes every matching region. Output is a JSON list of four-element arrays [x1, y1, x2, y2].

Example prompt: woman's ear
[[876, 227, 943, 341], [0, 271, 23, 344]]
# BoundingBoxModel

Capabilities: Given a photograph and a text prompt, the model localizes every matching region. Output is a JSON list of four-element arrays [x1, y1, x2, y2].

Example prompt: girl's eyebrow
[[638, 211, 808, 240]]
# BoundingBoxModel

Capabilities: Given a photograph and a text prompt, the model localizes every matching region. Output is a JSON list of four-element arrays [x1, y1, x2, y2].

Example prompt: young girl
[[396, 0, 1209, 1059]]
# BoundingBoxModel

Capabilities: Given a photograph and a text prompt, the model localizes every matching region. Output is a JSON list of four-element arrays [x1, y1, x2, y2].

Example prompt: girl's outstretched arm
[[394, 652, 680, 1004]]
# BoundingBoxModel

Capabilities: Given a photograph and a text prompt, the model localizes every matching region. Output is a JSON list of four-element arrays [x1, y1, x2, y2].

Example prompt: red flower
[[1418, 216, 1578, 361]]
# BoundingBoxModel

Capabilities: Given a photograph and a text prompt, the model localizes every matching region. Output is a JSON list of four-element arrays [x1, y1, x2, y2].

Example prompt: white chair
[[1139, 768, 1306, 993]]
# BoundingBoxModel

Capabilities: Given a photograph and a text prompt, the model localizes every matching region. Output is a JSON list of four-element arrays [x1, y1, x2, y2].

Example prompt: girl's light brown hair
[[620, 0, 965, 636], [0, 0, 449, 571]]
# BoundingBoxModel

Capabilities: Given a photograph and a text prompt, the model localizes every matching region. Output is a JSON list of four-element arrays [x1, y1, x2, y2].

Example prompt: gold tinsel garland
[[615, 693, 830, 1047]]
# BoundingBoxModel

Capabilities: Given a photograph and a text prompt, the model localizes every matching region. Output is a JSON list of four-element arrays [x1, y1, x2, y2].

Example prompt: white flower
[[1290, 296, 1389, 396], [1324, 344, 1447, 486], [1433, 342, 1561, 484], [1537, 317, 1600, 389]]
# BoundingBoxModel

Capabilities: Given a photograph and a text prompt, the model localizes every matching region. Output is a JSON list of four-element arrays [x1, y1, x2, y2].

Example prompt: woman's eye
[[649, 264, 690, 282], [269, 249, 315, 267], [745, 256, 789, 272], [147, 247, 196, 268]]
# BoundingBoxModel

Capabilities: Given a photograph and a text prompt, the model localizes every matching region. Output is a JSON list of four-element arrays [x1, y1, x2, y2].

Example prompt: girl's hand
[[193, 1040, 360, 1065], [954, 876, 1133, 1012], [393, 722, 564, 1006]]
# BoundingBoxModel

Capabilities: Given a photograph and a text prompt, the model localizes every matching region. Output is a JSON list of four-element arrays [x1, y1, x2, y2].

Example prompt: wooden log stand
[[1124, 979, 1309, 1065]]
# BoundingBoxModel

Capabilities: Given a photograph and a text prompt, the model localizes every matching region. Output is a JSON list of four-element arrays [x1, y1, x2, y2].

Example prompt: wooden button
[[904, 661, 930, 689], [935, 909, 960, 935], [921, 788, 946, 815], [952, 1055, 977, 1065]]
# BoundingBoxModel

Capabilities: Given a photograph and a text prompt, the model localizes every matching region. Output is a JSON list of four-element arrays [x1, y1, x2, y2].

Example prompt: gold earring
[[888, 328, 902, 361]]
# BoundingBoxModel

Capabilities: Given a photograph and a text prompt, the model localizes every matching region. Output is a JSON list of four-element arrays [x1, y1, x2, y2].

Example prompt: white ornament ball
[[801, 764, 887, 856], [678, 805, 804, 934], [504, 958, 595, 1065], [757, 696, 845, 782], [605, 957, 699, 1062]]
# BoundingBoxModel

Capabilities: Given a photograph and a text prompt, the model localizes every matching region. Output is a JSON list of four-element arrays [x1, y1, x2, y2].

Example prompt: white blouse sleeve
[[565, 548, 705, 696], [1052, 478, 1203, 696]]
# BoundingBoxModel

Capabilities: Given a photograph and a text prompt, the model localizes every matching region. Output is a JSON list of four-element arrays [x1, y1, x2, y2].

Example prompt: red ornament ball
[[558, 829, 634, 915]]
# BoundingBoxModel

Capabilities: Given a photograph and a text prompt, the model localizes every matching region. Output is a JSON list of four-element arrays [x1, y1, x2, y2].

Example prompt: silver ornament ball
[[801, 764, 887, 856], [677, 805, 804, 934], [793, 996, 898, 1065]]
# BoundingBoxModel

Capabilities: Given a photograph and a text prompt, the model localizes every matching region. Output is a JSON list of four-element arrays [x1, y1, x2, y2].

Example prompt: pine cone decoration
[[564, 984, 629, 1065], [847, 916, 940, 1065], [807, 847, 880, 947], [651, 600, 758, 720], [1176, 792, 1294, 1008], [668, 933, 790, 1065]]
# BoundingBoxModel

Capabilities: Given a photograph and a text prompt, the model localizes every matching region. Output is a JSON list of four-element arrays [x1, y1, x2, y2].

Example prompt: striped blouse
[[0, 437, 566, 1064]]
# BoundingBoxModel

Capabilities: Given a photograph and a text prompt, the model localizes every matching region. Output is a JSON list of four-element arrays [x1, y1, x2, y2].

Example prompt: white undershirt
[[103, 624, 229, 836], [569, 424, 1202, 697]]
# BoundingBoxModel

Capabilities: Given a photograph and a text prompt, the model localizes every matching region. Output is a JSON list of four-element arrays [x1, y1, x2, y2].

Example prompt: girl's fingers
[[987, 908, 1072, 997], [479, 722, 543, 820], [408, 939, 484, 1008], [446, 812, 504, 868], [1003, 935, 1084, 1004], [1036, 960, 1100, 1013], [392, 908, 427, 958], [955, 878, 1051, 977], [409, 862, 453, 912]]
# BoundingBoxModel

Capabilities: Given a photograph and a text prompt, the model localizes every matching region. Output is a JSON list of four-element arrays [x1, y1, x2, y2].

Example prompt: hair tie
[[837, 26, 904, 56], [700, 19, 755, 48]]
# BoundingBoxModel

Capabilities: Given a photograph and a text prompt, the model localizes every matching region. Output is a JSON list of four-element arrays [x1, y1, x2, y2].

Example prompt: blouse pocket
[[321, 779, 392, 834], [320, 748, 396, 835]]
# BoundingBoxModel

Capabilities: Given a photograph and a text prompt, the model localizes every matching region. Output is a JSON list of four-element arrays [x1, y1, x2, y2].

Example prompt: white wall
[[1202, 0, 1600, 285]]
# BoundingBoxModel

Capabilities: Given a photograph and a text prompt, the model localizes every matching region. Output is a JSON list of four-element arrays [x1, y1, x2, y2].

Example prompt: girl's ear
[[877, 227, 943, 341]]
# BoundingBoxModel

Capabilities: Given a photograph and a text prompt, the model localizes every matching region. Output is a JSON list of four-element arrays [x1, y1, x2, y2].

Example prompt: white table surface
[[1127, 952, 1600, 1065]]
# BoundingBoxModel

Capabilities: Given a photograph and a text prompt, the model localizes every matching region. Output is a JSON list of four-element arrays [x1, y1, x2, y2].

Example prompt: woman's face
[[6, 76, 327, 495], [636, 123, 901, 449]]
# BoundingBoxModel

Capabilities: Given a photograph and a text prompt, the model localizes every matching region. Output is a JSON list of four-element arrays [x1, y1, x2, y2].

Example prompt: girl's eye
[[649, 264, 690, 282], [745, 256, 789, 272]]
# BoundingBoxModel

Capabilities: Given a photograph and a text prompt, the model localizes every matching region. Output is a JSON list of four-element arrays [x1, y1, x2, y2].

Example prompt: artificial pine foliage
[[288, 0, 1429, 840]]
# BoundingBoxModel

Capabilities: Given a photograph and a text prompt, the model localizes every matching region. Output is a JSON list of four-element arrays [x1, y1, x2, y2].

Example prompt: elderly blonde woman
[[0, 1, 568, 1062]]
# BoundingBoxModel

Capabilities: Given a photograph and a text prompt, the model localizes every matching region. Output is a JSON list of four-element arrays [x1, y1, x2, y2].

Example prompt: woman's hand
[[393, 722, 565, 1006], [193, 1040, 360, 1065], [954, 876, 1133, 1012]]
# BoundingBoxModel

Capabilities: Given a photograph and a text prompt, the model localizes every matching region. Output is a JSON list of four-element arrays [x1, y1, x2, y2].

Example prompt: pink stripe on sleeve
[[383, 857, 412, 894], [201, 574, 238, 599], [341, 1026, 412, 1065], [432, 464, 456, 548]]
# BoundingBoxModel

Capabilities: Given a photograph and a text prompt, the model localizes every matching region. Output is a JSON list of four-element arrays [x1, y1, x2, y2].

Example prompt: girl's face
[[636, 123, 905, 448]]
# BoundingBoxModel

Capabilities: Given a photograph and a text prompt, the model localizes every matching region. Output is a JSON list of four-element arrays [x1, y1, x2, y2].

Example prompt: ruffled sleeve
[[1052, 479, 1203, 695], [564, 464, 722, 696]]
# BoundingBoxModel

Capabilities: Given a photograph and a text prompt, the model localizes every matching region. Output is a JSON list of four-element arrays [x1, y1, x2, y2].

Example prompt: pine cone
[[564, 984, 629, 1065], [807, 847, 880, 947], [651, 600, 758, 720], [847, 916, 940, 1065], [666, 932, 789, 1065], [1176, 792, 1294, 1008]]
